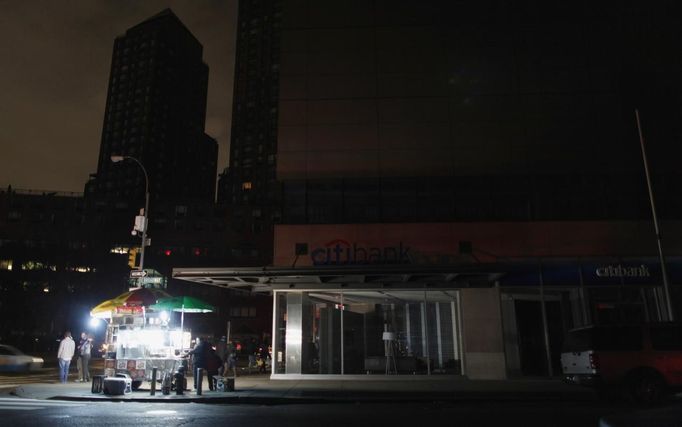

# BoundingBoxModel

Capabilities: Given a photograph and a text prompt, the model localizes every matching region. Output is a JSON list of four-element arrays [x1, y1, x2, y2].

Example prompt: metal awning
[[172, 264, 505, 293]]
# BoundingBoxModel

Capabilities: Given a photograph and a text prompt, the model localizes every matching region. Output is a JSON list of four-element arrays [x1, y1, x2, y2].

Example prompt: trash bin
[[174, 371, 185, 395]]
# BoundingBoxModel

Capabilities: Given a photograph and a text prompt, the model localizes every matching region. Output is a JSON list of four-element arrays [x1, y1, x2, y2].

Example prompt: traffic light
[[128, 247, 139, 269]]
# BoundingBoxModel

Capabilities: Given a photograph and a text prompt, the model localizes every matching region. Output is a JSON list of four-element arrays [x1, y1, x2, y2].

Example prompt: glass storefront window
[[273, 289, 462, 376]]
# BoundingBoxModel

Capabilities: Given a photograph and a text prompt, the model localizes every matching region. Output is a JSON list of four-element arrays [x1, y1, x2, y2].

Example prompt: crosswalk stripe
[[0, 398, 84, 411], [0, 400, 82, 406], [0, 406, 46, 411]]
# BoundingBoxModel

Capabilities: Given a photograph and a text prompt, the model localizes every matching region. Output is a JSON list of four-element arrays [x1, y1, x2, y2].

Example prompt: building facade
[[176, 0, 682, 380], [217, 0, 283, 255], [86, 9, 218, 203]]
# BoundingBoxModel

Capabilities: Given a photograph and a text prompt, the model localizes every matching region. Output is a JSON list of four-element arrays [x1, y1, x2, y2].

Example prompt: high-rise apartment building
[[87, 9, 217, 202], [218, 0, 282, 227]]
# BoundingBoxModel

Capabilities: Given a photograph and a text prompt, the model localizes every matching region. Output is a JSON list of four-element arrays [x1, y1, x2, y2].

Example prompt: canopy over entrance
[[172, 264, 505, 293]]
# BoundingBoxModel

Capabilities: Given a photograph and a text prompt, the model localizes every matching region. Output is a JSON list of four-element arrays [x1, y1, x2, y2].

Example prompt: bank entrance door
[[501, 291, 568, 377], [515, 299, 563, 376]]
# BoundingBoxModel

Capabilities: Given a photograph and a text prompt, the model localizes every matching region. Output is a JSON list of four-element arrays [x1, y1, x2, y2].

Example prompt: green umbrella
[[150, 296, 215, 349], [151, 296, 215, 313]]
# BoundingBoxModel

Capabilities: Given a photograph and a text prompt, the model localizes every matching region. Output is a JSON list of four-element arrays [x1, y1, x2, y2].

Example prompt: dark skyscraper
[[218, 0, 282, 225], [87, 9, 217, 202]]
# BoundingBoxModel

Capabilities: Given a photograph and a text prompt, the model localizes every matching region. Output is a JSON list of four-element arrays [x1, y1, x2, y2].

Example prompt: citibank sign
[[311, 239, 411, 265], [595, 264, 650, 278]]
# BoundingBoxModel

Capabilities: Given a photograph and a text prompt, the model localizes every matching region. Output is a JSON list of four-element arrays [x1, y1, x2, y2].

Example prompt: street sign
[[130, 270, 147, 278]]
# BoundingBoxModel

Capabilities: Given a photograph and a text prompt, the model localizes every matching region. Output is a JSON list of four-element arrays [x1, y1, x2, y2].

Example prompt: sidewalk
[[6, 375, 597, 404]]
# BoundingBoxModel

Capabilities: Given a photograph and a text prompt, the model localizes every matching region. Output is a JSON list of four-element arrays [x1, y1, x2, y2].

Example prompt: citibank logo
[[310, 239, 411, 265], [596, 264, 650, 278]]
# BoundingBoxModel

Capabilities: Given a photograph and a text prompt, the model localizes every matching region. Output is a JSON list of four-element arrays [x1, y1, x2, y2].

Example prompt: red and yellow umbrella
[[90, 288, 171, 319]]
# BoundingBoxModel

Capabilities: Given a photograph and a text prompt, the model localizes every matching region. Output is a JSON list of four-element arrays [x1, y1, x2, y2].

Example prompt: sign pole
[[635, 109, 674, 321]]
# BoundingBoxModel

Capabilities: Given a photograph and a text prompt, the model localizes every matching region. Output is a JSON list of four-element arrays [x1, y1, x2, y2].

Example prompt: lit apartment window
[[242, 182, 252, 190], [0, 260, 12, 271], [110, 246, 131, 254]]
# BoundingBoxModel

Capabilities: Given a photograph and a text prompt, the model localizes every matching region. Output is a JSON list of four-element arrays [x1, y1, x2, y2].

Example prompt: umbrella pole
[[180, 304, 185, 350]]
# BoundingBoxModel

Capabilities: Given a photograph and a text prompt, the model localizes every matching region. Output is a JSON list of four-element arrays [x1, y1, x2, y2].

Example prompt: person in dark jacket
[[188, 336, 209, 390], [216, 336, 227, 363], [75, 332, 87, 382], [206, 347, 222, 391]]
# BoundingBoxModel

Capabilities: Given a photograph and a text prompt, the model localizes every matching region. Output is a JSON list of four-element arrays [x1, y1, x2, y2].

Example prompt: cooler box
[[213, 376, 235, 392], [103, 378, 128, 395], [103, 374, 132, 395]]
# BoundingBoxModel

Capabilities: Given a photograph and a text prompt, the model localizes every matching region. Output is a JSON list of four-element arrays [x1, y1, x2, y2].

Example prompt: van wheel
[[629, 371, 666, 404]]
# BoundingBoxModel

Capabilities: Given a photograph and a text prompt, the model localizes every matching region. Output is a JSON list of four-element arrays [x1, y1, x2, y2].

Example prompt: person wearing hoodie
[[57, 331, 75, 383]]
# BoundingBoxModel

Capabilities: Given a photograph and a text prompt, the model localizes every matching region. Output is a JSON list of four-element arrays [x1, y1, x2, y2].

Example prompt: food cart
[[92, 288, 191, 389], [102, 307, 191, 389]]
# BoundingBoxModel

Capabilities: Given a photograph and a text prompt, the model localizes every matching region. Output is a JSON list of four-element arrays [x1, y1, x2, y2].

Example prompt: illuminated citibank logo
[[311, 239, 411, 265], [595, 264, 650, 278]]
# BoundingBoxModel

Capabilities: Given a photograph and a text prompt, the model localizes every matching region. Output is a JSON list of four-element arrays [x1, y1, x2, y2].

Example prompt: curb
[[45, 391, 597, 405]]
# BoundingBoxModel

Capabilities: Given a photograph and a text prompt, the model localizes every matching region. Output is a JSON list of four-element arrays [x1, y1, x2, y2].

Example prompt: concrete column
[[460, 288, 507, 379], [285, 293, 303, 374]]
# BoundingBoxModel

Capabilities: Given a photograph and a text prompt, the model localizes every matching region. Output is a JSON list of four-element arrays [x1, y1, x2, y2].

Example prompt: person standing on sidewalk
[[188, 336, 208, 390], [75, 332, 87, 382], [246, 338, 257, 373], [206, 345, 221, 391], [57, 331, 75, 384], [79, 333, 93, 382], [221, 339, 237, 378], [216, 336, 227, 366]]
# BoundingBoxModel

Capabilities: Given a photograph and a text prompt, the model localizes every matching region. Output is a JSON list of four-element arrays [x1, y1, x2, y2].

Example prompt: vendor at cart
[[187, 336, 209, 390]]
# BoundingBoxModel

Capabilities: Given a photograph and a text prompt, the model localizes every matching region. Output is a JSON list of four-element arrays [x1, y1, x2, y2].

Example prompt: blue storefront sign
[[498, 257, 682, 287]]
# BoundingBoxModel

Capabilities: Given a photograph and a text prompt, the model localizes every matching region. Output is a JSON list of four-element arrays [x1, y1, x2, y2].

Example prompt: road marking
[[0, 397, 84, 412]]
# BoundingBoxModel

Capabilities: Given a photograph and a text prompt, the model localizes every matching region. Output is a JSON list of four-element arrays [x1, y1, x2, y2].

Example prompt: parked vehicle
[[0, 344, 44, 372], [561, 323, 682, 403]]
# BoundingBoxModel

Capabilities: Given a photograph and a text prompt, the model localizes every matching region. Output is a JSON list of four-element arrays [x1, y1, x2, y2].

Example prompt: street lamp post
[[111, 155, 150, 275]]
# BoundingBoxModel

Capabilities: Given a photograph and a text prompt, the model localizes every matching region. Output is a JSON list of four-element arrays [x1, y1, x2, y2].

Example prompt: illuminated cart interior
[[102, 308, 191, 387]]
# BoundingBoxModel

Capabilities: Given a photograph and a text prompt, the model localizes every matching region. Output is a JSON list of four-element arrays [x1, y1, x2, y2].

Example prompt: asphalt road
[[3, 365, 681, 426], [0, 359, 105, 389], [0, 368, 60, 388], [0, 398, 679, 427]]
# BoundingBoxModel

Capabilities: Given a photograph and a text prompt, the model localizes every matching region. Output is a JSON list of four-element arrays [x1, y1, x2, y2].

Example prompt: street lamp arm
[[110, 155, 150, 276], [111, 155, 149, 196]]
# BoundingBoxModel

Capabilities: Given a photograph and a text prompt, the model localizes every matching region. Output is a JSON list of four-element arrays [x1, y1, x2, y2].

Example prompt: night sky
[[0, 0, 236, 193]]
